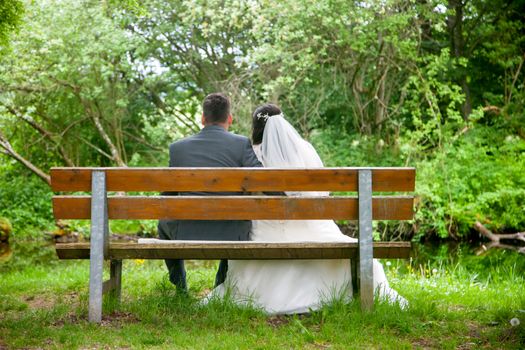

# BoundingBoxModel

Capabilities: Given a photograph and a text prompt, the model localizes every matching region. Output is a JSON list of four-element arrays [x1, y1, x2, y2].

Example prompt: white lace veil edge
[[259, 113, 327, 196]]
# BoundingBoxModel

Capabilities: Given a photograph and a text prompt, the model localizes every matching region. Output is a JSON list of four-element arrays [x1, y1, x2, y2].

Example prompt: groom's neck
[[203, 122, 229, 131]]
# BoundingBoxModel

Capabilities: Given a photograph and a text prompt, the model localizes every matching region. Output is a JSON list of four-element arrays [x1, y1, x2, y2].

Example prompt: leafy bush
[[311, 128, 405, 167], [0, 164, 53, 237], [416, 125, 525, 238], [312, 122, 525, 240]]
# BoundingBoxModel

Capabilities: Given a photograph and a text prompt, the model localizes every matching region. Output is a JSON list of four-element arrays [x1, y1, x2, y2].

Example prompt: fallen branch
[[473, 221, 525, 243], [474, 221, 525, 255]]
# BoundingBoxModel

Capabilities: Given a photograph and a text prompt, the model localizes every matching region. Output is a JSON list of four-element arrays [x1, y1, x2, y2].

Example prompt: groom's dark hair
[[252, 103, 282, 145], [203, 93, 231, 124]]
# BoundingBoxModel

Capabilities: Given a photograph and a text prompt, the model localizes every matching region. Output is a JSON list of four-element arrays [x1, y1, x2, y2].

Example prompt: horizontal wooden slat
[[50, 167, 415, 192], [52, 196, 414, 220], [55, 242, 411, 260]]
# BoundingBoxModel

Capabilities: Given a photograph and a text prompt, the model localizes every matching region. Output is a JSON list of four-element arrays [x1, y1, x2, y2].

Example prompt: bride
[[207, 104, 407, 314]]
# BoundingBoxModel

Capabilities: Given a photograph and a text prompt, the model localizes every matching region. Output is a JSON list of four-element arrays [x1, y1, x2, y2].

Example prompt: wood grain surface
[[52, 195, 414, 220], [55, 242, 412, 260], [51, 167, 415, 192]]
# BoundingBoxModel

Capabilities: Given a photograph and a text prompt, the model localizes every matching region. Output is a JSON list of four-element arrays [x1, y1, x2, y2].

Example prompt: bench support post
[[88, 171, 108, 323], [350, 258, 358, 297], [358, 169, 374, 311], [109, 259, 122, 301]]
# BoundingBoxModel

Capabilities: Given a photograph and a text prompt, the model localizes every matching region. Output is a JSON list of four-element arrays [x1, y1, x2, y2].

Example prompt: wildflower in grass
[[510, 318, 520, 327], [134, 259, 145, 265]]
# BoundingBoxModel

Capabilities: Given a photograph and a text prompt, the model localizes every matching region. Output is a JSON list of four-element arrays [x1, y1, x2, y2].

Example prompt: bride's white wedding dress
[[206, 114, 407, 314]]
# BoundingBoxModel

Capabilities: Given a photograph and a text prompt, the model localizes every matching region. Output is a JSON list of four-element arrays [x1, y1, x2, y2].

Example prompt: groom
[[157, 92, 262, 293]]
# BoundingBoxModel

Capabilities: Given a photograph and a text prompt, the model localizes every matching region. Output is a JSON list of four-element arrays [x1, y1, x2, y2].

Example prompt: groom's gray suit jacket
[[159, 125, 262, 241]]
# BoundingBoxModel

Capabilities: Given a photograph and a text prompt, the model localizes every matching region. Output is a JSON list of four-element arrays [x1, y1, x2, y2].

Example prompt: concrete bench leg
[[88, 171, 108, 323], [359, 169, 374, 311]]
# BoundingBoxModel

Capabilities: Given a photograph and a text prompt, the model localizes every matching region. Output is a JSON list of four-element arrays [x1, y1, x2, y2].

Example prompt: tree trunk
[[447, 0, 472, 119], [0, 131, 51, 185]]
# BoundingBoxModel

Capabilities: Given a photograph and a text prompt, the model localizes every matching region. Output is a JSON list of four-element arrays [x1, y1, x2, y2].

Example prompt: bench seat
[[56, 241, 412, 260]]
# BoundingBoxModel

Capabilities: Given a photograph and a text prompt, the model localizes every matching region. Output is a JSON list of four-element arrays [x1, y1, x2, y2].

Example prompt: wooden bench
[[51, 167, 415, 323]]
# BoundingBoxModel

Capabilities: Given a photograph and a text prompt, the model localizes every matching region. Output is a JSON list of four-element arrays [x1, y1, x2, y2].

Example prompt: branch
[[0, 85, 48, 93], [507, 53, 524, 104], [3, 105, 75, 166], [148, 89, 200, 132], [122, 130, 163, 151], [0, 131, 51, 185], [74, 135, 114, 160], [91, 99, 127, 167], [473, 221, 525, 243]]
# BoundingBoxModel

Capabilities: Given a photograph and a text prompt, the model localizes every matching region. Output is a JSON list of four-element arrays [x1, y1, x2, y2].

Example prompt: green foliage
[[0, 0, 23, 48], [0, 164, 53, 235], [415, 124, 525, 238], [0, 0, 171, 169], [258, 0, 425, 135], [312, 119, 525, 240], [0, 0, 523, 240], [311, 127, 405, 167]]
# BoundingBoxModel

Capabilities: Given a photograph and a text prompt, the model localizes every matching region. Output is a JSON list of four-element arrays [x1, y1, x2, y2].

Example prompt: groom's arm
[[241, 138, 262, 168], [161, 143, 178, 196]]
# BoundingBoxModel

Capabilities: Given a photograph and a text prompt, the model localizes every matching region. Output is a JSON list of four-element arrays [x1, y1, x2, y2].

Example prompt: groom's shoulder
[[169, 130, 250, 150], [226, 132, 250, 143], [169, 136, 188, 146], [169, 134, 196, 151]]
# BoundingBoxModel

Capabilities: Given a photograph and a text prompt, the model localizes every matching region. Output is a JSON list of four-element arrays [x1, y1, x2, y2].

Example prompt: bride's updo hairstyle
[[252, 103, 282, 145]]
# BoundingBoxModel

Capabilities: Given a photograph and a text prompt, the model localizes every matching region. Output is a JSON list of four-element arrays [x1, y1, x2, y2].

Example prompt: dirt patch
[[59, 291, 80, 306], [101, 311, 140, 326], [456, 341, 478, 350], [411, 337, 436, 349], [266, 315, 290, 328], [466, 321, 483, 339], [448, 304, 468, 312], [305, 342, 332, 349], [459, 320, 495, 349], [52, 311, 140, 328], [23, 295, 55, 309], [496, 326, 523, 348], [52, 313, 83, 327], [22, 291, 80, 313]]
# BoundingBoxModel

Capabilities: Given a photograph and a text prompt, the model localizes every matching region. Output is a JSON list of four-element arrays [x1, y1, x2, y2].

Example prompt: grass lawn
[[1, 241, 524, 349]]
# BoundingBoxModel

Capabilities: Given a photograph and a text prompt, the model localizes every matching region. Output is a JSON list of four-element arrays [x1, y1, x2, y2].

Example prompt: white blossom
[[510, 318, 520, 327]]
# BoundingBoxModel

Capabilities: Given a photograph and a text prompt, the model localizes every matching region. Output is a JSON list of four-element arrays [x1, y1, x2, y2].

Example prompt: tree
[[0, 0, 23, 49], [0, 0, 180, 181]]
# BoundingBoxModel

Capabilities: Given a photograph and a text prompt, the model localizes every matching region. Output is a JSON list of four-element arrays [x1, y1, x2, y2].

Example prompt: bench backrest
[[50, 167, 415, 221]]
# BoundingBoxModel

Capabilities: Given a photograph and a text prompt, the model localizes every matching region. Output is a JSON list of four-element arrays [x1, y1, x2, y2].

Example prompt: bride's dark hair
[[252, 103, 282, 145]]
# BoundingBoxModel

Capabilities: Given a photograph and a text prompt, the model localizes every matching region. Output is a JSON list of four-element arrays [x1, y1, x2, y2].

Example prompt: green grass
[[1, 242, 524, 349]]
